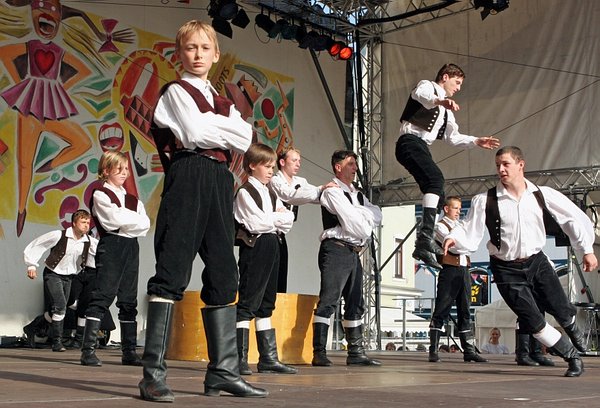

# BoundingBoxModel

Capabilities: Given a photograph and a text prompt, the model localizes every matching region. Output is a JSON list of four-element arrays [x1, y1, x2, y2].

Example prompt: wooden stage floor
[[0, 347, 599, 407]]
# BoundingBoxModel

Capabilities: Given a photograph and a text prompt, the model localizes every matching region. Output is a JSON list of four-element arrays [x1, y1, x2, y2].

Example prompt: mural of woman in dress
[[0, 0, 133, 236]]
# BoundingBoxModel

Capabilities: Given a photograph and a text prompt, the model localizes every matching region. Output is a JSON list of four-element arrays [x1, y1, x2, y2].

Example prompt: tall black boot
[[529, 335, 555, 366], [50, 320, 66, 352], [23, 314, 47, 349], [80, 319, 102, 366], [312, 323, 332, 366], [549, 336, 583, 377], [459, 332, 487, 363], [138, 302, 175, 402], [515, 331, 538, 366], [256, 329, 298, 374], [428, 329, 441, 363], [69, 325, 84, 350], [202, 306, 268, 398], [412, 208, 443, 269], [345, 326, 381, 366], [237, 328, 252, 376], [564, 321, 587, 353], [121, 321, 143, 366]]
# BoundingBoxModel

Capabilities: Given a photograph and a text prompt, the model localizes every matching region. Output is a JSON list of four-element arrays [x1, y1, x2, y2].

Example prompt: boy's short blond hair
[[98, 151, 128, 181], [277, 146, 301, 170], [243, 143, 277, 174], [175, 20, 219, 54]]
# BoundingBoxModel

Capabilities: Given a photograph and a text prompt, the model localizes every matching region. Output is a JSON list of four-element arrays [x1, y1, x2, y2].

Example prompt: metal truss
[[373, 167, 600, 207]]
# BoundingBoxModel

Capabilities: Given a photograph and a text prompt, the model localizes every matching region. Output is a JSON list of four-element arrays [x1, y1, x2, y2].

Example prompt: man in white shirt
[[444, 146, 598, 377], [269, 146, 336, 292], [312, 150, 382, 367], [23, 209, 97, 352], [396, 63, 499, 270]]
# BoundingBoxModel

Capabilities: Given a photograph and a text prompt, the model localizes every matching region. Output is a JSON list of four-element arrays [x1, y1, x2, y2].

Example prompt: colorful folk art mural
[[0, 0, 295, 237]]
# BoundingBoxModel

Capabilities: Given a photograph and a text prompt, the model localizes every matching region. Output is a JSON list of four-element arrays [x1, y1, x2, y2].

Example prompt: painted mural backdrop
[[0, 0, 294, 237]]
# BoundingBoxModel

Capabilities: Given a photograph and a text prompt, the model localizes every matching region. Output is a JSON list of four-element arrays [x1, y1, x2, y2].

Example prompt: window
[[394, 237, 404, 279]]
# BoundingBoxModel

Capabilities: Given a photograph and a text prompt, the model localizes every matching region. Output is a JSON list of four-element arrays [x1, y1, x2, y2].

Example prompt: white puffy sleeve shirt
[[234, 176, 294, 235], [153, 72, 252, 155], [269, 172, 320, 206], [92, 183, 150, 238], [320, 178, 382, 246], [399, 80, 478, 147]]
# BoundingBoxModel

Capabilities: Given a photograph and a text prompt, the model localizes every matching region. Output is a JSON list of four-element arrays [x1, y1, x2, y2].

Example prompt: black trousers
[[85, 235, 139, 322], [430, 265, 471, 332], [314, 239, 365, 321], [277, 235, 288, 293], [395, 134, 444, 196], [148, 153, 238, 305], [237, 234, 280, 321], [43, 268, 74, 317], [490, 251, 576, 334]]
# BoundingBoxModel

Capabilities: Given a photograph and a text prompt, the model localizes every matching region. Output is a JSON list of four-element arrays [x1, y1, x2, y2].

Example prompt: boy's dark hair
[[330, 150, 357, 172], [496, 146, 524, 162], [72, 209, 91, 223], [243, 143, 277, 174], [435, 63, 465, 82]]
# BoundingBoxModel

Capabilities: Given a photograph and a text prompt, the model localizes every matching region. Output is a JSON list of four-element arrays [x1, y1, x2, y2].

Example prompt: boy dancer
[[428, 196, 486, 363], [395, 63, 499, 269], [235, 143, 297, 375], [269, 146, 336, 292], [23, 209, 96, 351], [139, 20, 266, 402], [80, 151, 150, 367]]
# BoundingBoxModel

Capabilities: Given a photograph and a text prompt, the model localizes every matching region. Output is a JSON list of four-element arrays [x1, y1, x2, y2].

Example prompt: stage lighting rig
[[208, 0, 249, 38], [474, 0, 509, 20]]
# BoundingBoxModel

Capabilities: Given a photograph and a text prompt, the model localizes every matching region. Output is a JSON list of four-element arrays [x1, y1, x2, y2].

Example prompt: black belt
[[490, 253, 538, 265], [326, 238, 363, 253], [174, 148, 230, 163]]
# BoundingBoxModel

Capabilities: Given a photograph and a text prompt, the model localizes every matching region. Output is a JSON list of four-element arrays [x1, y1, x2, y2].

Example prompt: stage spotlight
[[231, 9, 250, 28], [256, 13, 276, 35], [338, 45, 353, 60], [280, 21, 300, 40], [473, 0, 509, 20], [212, 17, 233, 38], [312, 33, 331, 52], [328, 41, 345, 57], [298, 30, 318, 49], [209, 0, 238, 20]]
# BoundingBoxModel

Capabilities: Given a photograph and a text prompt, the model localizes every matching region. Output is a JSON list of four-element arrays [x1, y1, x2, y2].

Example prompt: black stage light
[[312, 33, 331, 52], [256, 13, 276, 35], [231, 8, 250, 28], [212, 16, 233, 38], [217, 0, 238, 20], [328, 40, 345, 57], [473, 0, 509, 20], [338, 45, 353, 60]]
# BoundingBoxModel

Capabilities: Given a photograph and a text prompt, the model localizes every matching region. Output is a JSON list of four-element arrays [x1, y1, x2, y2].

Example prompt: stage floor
[[0, 347, 599, 407]]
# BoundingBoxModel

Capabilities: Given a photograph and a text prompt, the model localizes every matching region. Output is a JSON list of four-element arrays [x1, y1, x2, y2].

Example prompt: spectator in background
[[481, 327, 510, 354]]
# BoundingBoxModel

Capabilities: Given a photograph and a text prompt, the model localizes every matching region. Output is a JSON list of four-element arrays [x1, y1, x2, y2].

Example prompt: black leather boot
[[529, 335, 554, 366], [138, 302, 175, 402], [515, 331, 538, 366], [312, 323, 332, 366], [237, 328, 252, 375], [345, 326, 381, 366], [121, 321, 143, 366], [69, 325, 84, 350], [23, 314, 47, 348], [80, 319, 102, 366], [550, 336, 583, 377], [459, 333, 487, 363], [428, 329, 441, 362], [412, 209, 443, 269], [256, 329, 298, 374], [564, 322, 587, 353], [202, 306, 268, 398], [50, 320, 66, 352]]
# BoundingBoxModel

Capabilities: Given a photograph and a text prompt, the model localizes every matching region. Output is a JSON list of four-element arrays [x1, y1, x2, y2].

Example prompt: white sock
[[532, 323, 562, 347]]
